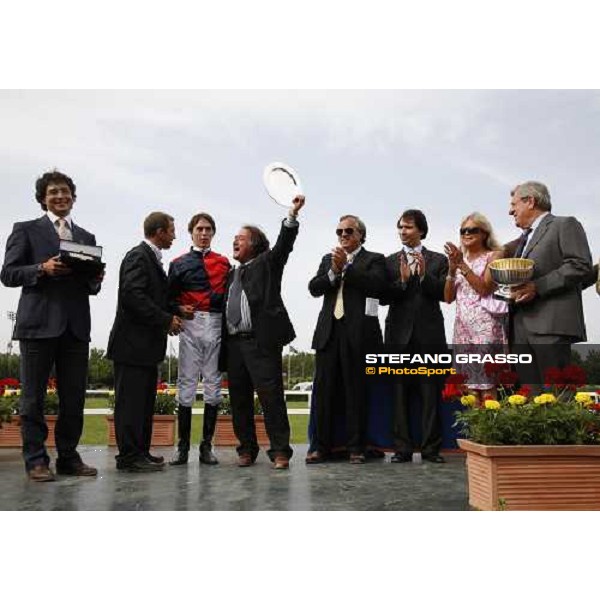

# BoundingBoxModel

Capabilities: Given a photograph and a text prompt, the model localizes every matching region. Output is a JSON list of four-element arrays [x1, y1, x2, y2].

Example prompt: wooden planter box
[[214, 415, 270, 447], [0, 415, 58, 448], [458, 439, 600, 511], [106, 415, 176, 447]]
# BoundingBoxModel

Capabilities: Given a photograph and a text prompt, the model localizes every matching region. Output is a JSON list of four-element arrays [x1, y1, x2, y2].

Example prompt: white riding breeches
[[177, 312, 223, 407]]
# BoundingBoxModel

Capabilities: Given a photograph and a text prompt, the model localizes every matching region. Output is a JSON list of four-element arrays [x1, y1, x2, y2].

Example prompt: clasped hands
[[443, 242, 465, 275]]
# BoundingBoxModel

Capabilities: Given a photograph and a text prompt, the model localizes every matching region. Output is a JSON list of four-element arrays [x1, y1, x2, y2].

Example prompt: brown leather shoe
[[27, 465, 56, 482], [273, 455, 290, 470], [305, 451, 326, 464], [56, 461, 98, 477], [238, 453, 255, 467]]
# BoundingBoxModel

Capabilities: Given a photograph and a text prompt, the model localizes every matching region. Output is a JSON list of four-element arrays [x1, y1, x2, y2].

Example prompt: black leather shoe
[[199, 442, 218, 465], [422, 454, 446, 464], [117, 459, 165, 472], [169, 449, 189, 466], [390, 453, 413, 463], [146, 454, 165, 464]]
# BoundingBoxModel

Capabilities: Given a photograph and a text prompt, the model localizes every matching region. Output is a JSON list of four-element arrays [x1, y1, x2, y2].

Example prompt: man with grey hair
[[307, 214, 387, 464], [508, 181, 593, 389]]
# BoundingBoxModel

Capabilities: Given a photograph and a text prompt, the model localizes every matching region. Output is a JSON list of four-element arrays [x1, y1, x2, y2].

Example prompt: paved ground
[[0, 445, 468, 510]]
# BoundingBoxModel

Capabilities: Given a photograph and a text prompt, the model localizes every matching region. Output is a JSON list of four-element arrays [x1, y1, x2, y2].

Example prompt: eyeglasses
[[460, 227, 482, 236], [336, 228, 355, 236]]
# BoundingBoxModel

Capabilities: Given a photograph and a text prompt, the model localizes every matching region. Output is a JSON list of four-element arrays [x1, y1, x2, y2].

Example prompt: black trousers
[[113, 362, 158, 465], [19, 331, 89, 471], [392, 378, 443, 457], [509, 325, 572, 393], [313, 318, 366, 455], [227, 336, 292, 460]]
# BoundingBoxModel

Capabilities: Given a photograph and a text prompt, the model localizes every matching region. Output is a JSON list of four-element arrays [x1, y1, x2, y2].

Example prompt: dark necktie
[[515, 228, 533, 258], [227, 267, 243, 327]]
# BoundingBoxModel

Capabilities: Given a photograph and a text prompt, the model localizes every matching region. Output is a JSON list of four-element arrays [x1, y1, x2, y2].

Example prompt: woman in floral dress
[[444, 213, 507, 400]]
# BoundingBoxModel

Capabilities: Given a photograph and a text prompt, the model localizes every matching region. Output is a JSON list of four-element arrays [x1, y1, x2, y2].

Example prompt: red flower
[[589, 403, 600, 412], [561, 365, 586, 387], [484, 363, 504, 377], [497, 370, 519, 387], [0, 377, 20, 388], [516, 385, 532, 397], [156, 381, 168, 391], [47, 377, 57, 390], [543, 367, 562, 387], [442, 373, 468, 401]]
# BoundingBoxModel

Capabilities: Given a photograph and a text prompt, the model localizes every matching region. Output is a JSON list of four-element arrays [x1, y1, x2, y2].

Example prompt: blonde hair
[[460, 212, 501, 251]]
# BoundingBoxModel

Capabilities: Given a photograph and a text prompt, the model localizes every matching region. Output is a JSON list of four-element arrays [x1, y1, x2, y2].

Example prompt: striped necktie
[[515, 228, 532, 258]]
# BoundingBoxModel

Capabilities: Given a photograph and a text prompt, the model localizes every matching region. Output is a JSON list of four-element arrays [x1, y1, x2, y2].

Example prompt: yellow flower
[[167, 389, 177, 396], [508, 394, 527, 406], [533, 393, 557, 405], [108, 390, 115, 397], [575, 392, 592, 406], [460, 394, 477, 407], [484, 399, 501, 410]]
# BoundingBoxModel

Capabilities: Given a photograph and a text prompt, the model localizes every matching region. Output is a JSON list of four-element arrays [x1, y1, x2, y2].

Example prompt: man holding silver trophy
[[497, 181, 594, 390], [220, 163, 305, 470]]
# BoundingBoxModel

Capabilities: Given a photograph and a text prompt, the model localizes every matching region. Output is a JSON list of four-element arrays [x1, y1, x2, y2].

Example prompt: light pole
[[6, 311, 16, 378], [167, 339, 175, 384], [6, 311, 16, 354]]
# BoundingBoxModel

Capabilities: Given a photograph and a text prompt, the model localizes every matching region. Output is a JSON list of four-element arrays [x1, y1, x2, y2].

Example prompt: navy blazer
[[107, 242, 174, 367], [1, 215, 100, 341]]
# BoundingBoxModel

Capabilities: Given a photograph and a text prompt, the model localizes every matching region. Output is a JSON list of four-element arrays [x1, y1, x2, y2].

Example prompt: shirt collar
[[402, 243, 423, 254], [192, 246, 211, 255], [527, 211, 550, 234], [345, 245, 363, 263], [143, 239, 163, 263], [47, 212, 73, 227]]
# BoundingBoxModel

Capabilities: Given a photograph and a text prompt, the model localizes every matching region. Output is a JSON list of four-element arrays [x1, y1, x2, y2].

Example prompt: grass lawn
[[81, 414, 309, 445]]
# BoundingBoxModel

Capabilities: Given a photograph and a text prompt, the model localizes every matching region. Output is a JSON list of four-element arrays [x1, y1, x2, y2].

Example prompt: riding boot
[[199, 403, 219, 465], [169, 405, 192, 465]]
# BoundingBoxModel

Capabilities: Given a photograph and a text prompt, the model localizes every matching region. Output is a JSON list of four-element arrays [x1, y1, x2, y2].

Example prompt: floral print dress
[[452, 252, 508, 390]]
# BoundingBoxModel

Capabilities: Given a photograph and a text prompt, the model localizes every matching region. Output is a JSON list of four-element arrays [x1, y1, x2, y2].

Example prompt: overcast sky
[[1, 90, 599, 354]]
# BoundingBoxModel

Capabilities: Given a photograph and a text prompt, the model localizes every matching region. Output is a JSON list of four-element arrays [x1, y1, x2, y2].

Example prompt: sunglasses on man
[[336, 227, 355, 236], [459, 227, 482, 236]]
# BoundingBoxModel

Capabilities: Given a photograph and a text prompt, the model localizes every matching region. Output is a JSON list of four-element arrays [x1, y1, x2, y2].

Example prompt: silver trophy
[[489, 258, 535, 301], [263, 162, 303, 208]]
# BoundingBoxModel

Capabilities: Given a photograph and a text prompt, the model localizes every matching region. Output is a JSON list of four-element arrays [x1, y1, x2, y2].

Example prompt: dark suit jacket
[[382, 247, 448, 347], [309, 247, 386, 352], [221, 220, 298, 362], [511, 214, 593, 341], [0, 215, 100, 341], [107, 242, 174, 367]]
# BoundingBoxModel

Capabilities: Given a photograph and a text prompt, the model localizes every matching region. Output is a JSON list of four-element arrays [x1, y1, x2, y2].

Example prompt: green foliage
[[155, 392, 177, 415], [0, 397, 14, 426], [107, 391, 177, 415], [44, 391, 60, 415], [455, 400, 600, 445], [217, 395, 263, 416]]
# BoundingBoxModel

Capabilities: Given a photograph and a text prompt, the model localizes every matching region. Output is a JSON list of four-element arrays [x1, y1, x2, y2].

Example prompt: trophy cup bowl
[[489, 258, 535, 301]]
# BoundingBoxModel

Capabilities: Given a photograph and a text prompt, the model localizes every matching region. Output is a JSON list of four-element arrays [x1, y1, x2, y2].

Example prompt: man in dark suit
[[1, 170, 102, 481], [382, 209, 448, 464], [508, 181, 593, 389], [222, 195, 305, 470], [107, 212, 184, 472], [307, 215, 387, 465]]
